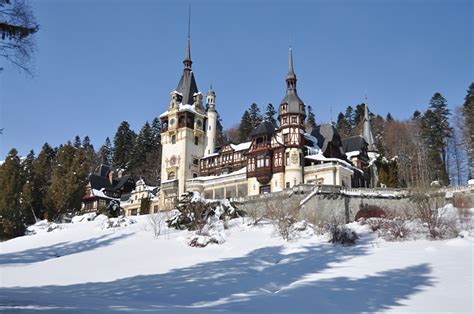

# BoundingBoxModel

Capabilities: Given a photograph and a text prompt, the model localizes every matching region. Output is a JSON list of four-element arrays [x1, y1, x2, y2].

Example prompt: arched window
[[168, 172, 176, 180], [171, 135, 176, 144], [195, 136, 199, 145]]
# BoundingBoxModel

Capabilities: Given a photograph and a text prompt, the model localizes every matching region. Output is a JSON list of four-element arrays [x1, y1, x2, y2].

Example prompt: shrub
[[328, 223, 358, 245], [355, 204, 387, 221]]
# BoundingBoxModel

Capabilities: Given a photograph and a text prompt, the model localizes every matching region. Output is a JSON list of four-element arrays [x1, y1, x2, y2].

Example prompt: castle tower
[[205, 85, 217, 156], [362, 101, 379, 187], [159, 18, 206, 208], [278, 47, 306, 188]]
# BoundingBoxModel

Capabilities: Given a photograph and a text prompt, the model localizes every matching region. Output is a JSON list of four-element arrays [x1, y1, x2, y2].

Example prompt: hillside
[[0, 214, 473, 313]]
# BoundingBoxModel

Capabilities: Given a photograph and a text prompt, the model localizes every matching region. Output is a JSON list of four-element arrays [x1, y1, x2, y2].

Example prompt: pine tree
[[47, 142, 90, 220], [98, 137, 113, 165], [21, 150, 40, 224], [386, 113, 394, 122], [307, 105, 316, 129], [238, 110, 253, 142], [354, 104, 365, 127], [33, 143, 55, 219], [216, 115, 225, 146], [73, 135, 81, 148], [113, 121, 136, 171], [264, 103, 278, 127], [336, 112, 351, 139], [130, 121, 154, 179], [0, 149, 27, 239], [344, 106, 355, 129], [248, 103, 263, 127], [462, 83, 474, 180], [421, 93, 452, 185]]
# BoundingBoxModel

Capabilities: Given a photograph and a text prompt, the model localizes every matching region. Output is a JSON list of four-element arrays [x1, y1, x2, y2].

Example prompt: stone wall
[[232, 184, 474, 224]]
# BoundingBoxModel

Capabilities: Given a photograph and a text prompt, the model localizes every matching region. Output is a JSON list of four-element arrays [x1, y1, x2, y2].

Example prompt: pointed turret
[[362, 103, 376, 152], [176, 8, 198, 105], [279, 47, 305, 118]]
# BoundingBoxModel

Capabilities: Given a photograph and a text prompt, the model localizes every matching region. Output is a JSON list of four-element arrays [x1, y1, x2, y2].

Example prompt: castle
[[157, 31, 379, 210]]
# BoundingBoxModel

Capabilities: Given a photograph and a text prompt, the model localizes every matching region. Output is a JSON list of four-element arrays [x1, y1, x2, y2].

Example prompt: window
[[154, 206, 158, 213], [286, 182, 290, 188], [193, 173, 198, 178], [291, 116, 297, 124], [171, 135, 176, 144], [286, 152, 290, 165], [256, 155, 265, 168], [168, 172, 176, 180], [194, 136, 199, 145], [283, 117, 288, 125], [259, 185, 271, 194], [283, 134, 289, 144], [193, 158, 199, 166]]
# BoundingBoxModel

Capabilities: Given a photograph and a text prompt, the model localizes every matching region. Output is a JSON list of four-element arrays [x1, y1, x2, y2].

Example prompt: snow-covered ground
[[0, 214, 473, 313]]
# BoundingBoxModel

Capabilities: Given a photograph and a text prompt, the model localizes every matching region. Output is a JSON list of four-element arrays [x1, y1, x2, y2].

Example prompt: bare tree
[[0, 0, 39, 74]]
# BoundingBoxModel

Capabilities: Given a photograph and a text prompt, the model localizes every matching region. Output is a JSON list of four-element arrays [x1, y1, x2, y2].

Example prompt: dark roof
[[176, 70, 198, 106], [249, 121, 275, 137], [310, 124, 345, 157], [342, 136, 367, 153], [98, 164, 111, 177], [89, 174, 113, 190], [280, 90, 305, 115], [114, 175, 132, 190]]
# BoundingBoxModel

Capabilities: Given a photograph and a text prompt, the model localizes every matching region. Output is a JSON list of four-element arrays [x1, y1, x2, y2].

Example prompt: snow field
[[0, 212, 472, 313]]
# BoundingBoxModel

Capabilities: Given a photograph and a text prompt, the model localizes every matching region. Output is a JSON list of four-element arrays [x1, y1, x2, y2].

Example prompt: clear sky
[[1, 0, 472, 158]]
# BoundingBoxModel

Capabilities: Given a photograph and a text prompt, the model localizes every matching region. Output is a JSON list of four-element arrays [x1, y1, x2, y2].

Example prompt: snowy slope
[[0, 215, 473, 313]]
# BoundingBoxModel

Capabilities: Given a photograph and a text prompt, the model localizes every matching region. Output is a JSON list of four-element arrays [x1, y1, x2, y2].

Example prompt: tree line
[[0, 119, 162, 240], [335, 86, 473, 188]]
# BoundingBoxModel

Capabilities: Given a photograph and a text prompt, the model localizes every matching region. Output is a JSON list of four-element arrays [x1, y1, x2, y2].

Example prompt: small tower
[[205, 85, 217, 156], [362, 101, 379, 187], [278, 47, 306, 188]]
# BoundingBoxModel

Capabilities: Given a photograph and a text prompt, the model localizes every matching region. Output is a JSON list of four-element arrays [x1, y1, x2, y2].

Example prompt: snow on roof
[[92, 189, 120, 200], [345, 151, 360, 158], [202, 152, 219, 159], [188, 167, 247, 182], [230, 142, 251, 151], [305, 153, 363, 174], [159, 103, 205, 118]]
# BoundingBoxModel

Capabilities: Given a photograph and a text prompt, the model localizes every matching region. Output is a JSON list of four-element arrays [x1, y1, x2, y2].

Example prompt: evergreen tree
[[248, 103, 263, 127], [413, 110, 421, 119], [216, 115, 225, 146], [344, 106, 355, 128], [47, 142, 90, 220], [21, 150, 40, 224], [386, 113, 394, 122], [33, 143, 55, 219], [354, 103, 365, 126], [113, 121, 136, 170], [420, 93, 452, 185], [151, 117, 162, 143], [0, 149, 26, 239], [130, 121, 162, 184], [307, 105, 316, 129], [238, 110, 253, 142], [462, 83, 474, 180], [336, 112, 351, 139], [73, 135, 81, 148], [264, 103, 278, 127], [98, 137, 113, 165]]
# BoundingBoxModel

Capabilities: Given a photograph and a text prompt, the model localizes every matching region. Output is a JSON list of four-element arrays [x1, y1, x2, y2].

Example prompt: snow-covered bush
[[25, 220, 61, 235], [96, 200, 121, 218], [167, 192, 245, 232], [410, 191, 458, 239], [328, 223, 359, 245], [101, 216, 136, 229]]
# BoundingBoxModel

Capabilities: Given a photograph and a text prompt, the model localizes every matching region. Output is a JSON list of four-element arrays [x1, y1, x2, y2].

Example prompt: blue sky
[[1, 0, 472, 158]]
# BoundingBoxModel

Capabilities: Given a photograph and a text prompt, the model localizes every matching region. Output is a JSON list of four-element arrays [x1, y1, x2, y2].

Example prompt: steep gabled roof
[[342, 135, 367, 153], [176, 70, 198, 105], [250, 121, 276, 137]]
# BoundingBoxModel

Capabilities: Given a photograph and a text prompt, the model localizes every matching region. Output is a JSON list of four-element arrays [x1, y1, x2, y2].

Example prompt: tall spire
[[183, 5, 192, 69], [286, 47, 297, 90], [363, 99, 376, 152]]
